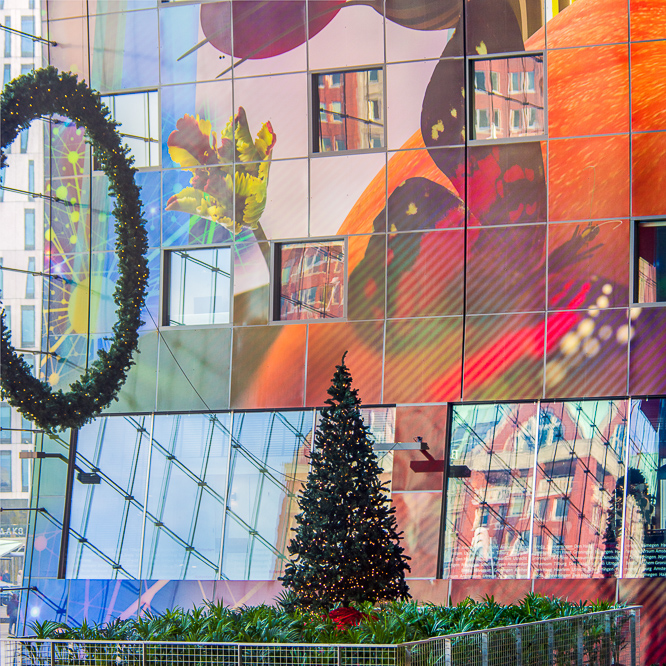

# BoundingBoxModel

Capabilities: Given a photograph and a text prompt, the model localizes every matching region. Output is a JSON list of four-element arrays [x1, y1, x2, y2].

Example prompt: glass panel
[[0, 405, 10, 443], [143, 413, 231, 579], [0, 451, 11, 492], [21, 306, 35, 347], [471, 55, 544, 141], [20, 16, 34, 57], [636, 221, 666, 303], [68, 415, 152, 579], [443, 403, 537, 579], [24, 210, 35, 250], [101, 91, 159, 169], [21, 456, 30, 493], [313, 69, 384, 153], [277, 241, 344, 320], [4, 18, 10, 57], [25, 257, 35, 299], [166, 247, 231, 326], [221, 411, 312, 580], [532, 400, 627, 579], [626, 399, 666, 577]]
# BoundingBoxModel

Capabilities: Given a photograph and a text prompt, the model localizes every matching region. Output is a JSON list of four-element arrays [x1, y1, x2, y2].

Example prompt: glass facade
[[3, 0, 666, 659]]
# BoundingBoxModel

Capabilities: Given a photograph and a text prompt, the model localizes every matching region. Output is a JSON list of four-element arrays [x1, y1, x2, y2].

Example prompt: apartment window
[[312, 68, 384, 153], [471, 55, 544, 141], [24, 209, 35, 249], [553, 497, 568, 520], [20, 415, 32, 444], [20, 128, 28, 153], [536, 498, 548, 521], [25, 257, 35, 298], [21, 454, 30, 493], [0, 451, 11, 491], [21, 305, 35, 347], [163, 246, 231, 326], [274, 240, 345, 321], [511, 109, 521, 131], [20, 16, 34, 57], [3, 17, 10, 57], [0, 404, 10, 443], [3, 306, 10, 333], [636, 221, 666, 302], [20, 63, 32, 75], [479, 507, 489, 526], [509, 493, 525, 516], [3, 64, 10, 87], [28, 160, 34, 198], [100, 90, 159, 168]]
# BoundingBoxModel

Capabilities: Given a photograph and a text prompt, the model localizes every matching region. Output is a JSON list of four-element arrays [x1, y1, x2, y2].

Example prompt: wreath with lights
[[0, 67, 148, 432]]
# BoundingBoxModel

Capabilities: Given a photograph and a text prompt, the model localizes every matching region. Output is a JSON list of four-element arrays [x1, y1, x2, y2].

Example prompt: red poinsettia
[[327, 607, 376, 630]]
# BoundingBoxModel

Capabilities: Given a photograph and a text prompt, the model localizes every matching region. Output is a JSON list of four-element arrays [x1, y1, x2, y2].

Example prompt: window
[[509, 493, 525, 516], [274, 240, 345, 321], [0, 404, 10, 443], [525, 70, 536, 92], [636, 221, 666, 302], [509, 72, 521, 92], [20, 63, 32, 75], [21, 305, 35, 347], [553, 497, 568, 520], [25, 257, 35, 298], [164, 246, 231, 326], [479, 506, 489, 526], [3, 306, 10, 333], [3, 17, 10, 57], [0, 451, 11, 491], [312, 68, 384, 153], [471, 55, 544, 141], [0, 258, 3, 296], [536, 498, 548, 521], [476, 108, 490, 130], [28, 160, 34, 199], [20, 128, 28, 153], [24, 209, 35, 250], [20, 16, 34, 57], [21, 454, 30, 493], [100, 91, 159, 168], [20, 415, 32, 444], [3, 64, 10, 87], [511, 109, 521, 131]]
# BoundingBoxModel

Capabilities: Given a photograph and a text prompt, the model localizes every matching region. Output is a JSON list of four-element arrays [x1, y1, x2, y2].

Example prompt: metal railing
[[399, 607, 639, 666], [0, 607, 639, 666]]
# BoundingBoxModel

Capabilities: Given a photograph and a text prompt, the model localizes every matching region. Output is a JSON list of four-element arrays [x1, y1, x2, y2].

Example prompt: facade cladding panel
[[0, 0, 663, 660]]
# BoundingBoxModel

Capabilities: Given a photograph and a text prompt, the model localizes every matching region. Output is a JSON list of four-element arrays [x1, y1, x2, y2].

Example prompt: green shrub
[[28, 594, 622, 644]]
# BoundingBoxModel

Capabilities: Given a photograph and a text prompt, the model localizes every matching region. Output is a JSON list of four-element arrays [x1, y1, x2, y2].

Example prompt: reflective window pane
[[0, 451, 11, 492], [276, 241, 344, 321], [531, 401, 626, 579], [636, 221, 666, 303], [101, 91, 159, 168], [166, 247, 231, 326], [626, 399, 666, 577], [443, 403, 537, 579], [221, 411, 312, 580], [143, 414, 231, 579], [471, 55, 544, 141], [313, 69, 384, 153]]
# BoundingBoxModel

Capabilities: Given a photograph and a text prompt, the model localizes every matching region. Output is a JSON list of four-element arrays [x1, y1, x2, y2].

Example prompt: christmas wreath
[[0, 67, 148, 432]]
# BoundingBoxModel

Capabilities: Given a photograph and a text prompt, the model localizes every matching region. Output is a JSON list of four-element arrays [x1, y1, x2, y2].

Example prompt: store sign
[[0, 527, 25, 538]]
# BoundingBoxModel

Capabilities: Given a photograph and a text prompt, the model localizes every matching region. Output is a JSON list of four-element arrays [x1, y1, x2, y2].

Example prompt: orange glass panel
[[384, 317, 463, 403], [629, 306, 666, 395], [466, 224, 546, 315], [548, 45, 629, 138], [631, 41, 666, 132], [632, 132, 666, 218], [549, 135, 630, 222], [305, 321, 383, 407], [548, 220, 630, 311], [388, 229, 464, 318], [546, 308, 628, 398], [392, 492, 442, 578], [231, 325, 306, 409], [463, 313, 545, 401], [630, 0, 666, 42]]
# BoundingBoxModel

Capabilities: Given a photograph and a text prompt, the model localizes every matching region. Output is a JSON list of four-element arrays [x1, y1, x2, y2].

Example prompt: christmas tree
[[280, 353, 410, 609]]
